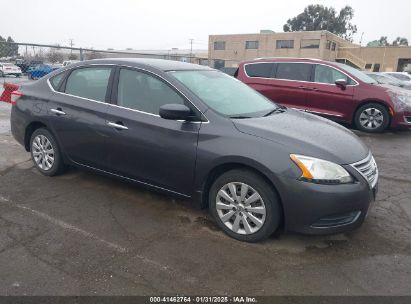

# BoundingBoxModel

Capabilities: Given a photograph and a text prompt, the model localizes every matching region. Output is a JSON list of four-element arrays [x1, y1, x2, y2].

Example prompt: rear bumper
[[278, 170, 375, 235]]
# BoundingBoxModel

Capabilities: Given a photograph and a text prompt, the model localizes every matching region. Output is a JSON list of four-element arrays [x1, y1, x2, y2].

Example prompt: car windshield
[[168, 70, 277, 118], [334, 63, 377, 84]]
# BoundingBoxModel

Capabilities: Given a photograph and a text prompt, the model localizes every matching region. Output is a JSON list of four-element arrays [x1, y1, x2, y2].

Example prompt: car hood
[[232, 109, 369, 165]]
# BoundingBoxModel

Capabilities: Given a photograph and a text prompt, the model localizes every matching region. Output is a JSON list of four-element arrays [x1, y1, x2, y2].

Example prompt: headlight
[[388, 91, 411, 107], [290, 154, 353, 184]]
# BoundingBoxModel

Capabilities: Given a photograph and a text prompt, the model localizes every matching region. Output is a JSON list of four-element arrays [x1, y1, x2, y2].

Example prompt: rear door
[[104, 67, 201, 196], [265, 62, 313, 111], [305, 64, 355, 120], [47, 66, 113, 169]]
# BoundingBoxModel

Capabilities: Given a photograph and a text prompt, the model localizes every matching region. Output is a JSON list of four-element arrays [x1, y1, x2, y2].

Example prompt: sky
[[1, 0, 411, 51]]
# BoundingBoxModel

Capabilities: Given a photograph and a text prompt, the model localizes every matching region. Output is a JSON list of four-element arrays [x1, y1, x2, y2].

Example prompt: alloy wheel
[[359, 108, 384, 130], [216, 182, 266, 235], [32, 135, 55, 171]]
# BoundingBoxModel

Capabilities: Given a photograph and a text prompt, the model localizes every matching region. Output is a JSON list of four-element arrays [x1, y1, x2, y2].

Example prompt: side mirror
[[335, 79, 348, 88], [159, 104, 197, 121]]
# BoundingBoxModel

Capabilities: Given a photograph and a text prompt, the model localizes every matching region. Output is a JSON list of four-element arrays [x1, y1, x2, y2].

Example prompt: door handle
[[298, 86, 312, 91], [50, 108, 66, 116], [107, 121, 129, 130]]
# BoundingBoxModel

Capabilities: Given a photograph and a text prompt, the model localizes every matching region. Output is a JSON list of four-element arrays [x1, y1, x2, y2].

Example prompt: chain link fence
[[0, 42, 240, 86]]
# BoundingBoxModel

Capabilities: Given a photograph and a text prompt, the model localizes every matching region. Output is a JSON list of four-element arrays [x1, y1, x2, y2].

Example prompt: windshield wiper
[[229, 116, 253, 119], [263, 107, 286, 117]]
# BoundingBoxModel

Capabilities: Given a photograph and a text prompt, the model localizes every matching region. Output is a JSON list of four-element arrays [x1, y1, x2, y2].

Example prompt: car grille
[[350, 153, 378, 189]]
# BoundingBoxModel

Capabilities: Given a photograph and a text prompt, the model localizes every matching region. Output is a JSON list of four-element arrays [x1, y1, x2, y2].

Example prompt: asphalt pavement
[[0, 82, 410, 295]]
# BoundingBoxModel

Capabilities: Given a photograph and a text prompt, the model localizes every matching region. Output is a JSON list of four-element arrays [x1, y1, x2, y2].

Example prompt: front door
[[104, 67, 200, 196], [305, 64, 355, 120]]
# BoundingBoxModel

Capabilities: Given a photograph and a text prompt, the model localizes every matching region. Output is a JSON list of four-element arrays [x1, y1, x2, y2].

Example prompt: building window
[[301, 39, 321, 49], [214, 41, 226, 50], [373, 64, 381, 72], [276, 40, 294, 49], [245, 41, 259, 49], [331, 42, 337, 51], [326, 40, 332, 50], [214, 59, 225, 69], [365, 64, 373, 70]]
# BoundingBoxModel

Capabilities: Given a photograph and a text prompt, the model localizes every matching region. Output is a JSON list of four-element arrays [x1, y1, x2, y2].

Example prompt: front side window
[[301, 39, 320, 49], [65, 67, 111, 102], [244, 63, 274, 78], [334, 63, 377, 84], [169, 70, 277, 118], [275, 63, 312, 81], [314, 65, 353, 85], [245, 41, 259, 49], [214, 41, 226, 50], [276, 40, 294, 49], [117, 69, 185, 115]]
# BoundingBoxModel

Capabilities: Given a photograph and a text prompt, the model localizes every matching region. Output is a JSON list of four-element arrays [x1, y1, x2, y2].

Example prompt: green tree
[[392, 37, 408, 46], [0, 36, 19, 57], [367, 36, 409, 47], [283, 5, 358, 42]]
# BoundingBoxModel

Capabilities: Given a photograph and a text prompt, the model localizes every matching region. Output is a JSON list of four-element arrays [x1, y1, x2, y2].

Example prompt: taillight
[[10, 91, 23, 105]]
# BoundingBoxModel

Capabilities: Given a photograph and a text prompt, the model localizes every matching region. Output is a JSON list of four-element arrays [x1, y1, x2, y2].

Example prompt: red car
[[236, 58, 411, 132]]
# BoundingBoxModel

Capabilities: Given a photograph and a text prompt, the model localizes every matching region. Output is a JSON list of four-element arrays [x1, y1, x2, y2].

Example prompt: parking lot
[[0, 82, 411, 295]]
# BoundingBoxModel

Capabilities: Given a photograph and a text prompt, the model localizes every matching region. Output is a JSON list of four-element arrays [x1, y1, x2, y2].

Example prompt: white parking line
[[0, 195, 128, 253]]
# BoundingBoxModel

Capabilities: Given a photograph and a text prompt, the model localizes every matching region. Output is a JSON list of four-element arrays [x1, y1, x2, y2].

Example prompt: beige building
[[208, 30, 411, 72]]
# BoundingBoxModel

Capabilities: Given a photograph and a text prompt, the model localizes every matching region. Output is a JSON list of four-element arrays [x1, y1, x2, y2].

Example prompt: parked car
[[62, 60, 80, 67], [8, 59, 378, 242], [236, 58, 411, 132], [0, 62, 22, 77], [28, 64, 60, 80], [384, 72, 411, 84], [15, 59, 43, 73], [218, 67, 238, 77], [365, 72, 411, 90]]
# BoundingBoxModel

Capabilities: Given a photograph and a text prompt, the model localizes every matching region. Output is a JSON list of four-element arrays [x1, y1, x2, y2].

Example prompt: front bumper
[[278, 166, 376, 235], [391, 108, 411, 128]]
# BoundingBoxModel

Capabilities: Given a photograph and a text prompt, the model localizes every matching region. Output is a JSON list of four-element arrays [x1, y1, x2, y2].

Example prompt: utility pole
[[69, 38, 74, 55], [189, 38, 194, 63], [359, 32, 364, 46]]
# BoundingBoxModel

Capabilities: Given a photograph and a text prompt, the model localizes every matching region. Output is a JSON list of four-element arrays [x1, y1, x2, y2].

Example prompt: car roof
[[71, 58, 214, 72]]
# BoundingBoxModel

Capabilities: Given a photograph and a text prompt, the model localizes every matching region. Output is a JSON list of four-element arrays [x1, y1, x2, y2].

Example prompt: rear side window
[[65, 67, 111, 102], [275, 63, 312, 81], [117, 69, 185, 115], [314, 65, 354, 85], [50, 72, 66, 91], [244, 63, 274, 78]]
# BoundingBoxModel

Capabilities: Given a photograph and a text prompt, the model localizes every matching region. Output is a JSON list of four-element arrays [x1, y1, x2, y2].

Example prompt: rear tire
[[30, 128, 66, 176], [354, 103, 390, 133], [209, 169, 281, 242]]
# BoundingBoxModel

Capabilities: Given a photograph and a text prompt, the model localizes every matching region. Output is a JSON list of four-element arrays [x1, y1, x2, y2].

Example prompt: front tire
[[209, 169, 281, 242], [354, 103, 390, 133], [30, 128, 65, 176]]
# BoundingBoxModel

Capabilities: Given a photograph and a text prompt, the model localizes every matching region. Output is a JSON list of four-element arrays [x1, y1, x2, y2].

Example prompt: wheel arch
[[353, 99, 393, 124], [198, 161, 285, 230], [24, 121, 49, 151]]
